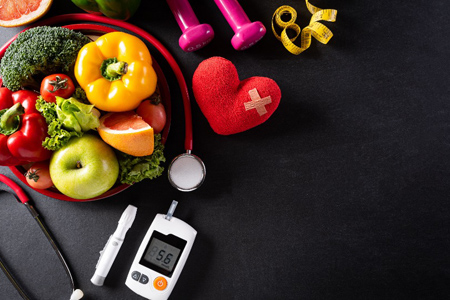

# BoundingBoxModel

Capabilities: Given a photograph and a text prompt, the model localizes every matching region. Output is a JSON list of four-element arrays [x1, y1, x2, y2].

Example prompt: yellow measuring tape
[[272, 1, 337, 55]]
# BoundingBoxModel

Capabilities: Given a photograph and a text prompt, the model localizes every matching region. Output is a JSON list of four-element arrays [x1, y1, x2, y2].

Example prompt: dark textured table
[[1, 1, 449, 299]]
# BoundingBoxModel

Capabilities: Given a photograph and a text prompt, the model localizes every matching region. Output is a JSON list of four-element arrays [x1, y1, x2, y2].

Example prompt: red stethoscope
[[2, 13, 206, 192]]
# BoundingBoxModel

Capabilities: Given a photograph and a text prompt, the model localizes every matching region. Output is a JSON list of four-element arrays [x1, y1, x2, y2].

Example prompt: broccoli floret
[[0, 26, 91, 91], [72, 86, 88, 104]]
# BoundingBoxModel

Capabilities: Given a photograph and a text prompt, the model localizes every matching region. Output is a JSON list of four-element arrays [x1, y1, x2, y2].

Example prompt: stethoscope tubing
[[0, 174, 77, 299]]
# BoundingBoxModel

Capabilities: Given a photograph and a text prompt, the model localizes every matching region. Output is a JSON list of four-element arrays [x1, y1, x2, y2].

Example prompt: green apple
[[50, 134, 119, 199]]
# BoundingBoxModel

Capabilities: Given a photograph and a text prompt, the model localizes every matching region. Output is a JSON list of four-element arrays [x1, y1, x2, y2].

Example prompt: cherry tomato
[[25, 161, 53, 190], [136, 99, 167, 134], [40, 74, 75, 103]]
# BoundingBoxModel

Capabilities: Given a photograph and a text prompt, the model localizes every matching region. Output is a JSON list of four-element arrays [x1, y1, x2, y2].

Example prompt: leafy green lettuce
[[56, 96, 99, 132], [117, 134, 166, 185], [36, 96, 100, 150]]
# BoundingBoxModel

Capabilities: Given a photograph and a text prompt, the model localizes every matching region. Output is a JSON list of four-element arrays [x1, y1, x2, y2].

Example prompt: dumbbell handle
[[167, 0, 200, 31], [214, 0, 250, 32], [166, 0, 215, 52], [214, 0, 265, 50]]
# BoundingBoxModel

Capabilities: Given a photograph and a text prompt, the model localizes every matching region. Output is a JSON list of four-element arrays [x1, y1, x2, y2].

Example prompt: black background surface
[[0, 0, 449, 299]]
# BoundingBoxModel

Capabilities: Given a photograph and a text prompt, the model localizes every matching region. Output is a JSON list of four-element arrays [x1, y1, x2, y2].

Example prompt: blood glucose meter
[[125, 201, 196, 300]]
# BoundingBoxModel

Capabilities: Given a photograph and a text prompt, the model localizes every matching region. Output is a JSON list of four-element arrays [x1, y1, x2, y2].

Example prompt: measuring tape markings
[[272, 1, 338, 55]]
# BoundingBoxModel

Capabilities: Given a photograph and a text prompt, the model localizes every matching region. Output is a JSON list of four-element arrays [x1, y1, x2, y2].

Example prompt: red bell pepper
[[0, 88, 52, 166]]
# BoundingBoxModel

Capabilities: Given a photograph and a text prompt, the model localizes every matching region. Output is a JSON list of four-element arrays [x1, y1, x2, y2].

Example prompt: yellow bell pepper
[[74, 32, 157, 112]]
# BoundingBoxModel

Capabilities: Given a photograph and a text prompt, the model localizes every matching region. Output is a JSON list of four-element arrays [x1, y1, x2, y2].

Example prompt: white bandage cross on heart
[[244, 88, 272, 116]]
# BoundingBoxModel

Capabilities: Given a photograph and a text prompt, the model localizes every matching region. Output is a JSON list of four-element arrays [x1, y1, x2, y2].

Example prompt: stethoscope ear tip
[[70, 289, 84, 300]]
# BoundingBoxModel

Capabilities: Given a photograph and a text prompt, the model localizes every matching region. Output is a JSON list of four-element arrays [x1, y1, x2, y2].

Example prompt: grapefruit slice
[[0, 0, 53, 27], [98, 111, 155, 157]]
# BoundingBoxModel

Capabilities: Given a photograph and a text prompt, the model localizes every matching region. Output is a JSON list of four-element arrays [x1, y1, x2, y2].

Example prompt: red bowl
[[1, 23, 171, 202]]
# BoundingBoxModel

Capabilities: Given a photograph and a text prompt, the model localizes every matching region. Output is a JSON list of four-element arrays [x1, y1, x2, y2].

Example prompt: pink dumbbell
[[214, 0, 266, 50], [166, 0, 215, 52]]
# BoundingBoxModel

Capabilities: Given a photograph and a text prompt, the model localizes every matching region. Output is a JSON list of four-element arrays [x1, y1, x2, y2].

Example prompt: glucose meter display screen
[[144, 238, 181, 271], [140, 231, 187, 277]]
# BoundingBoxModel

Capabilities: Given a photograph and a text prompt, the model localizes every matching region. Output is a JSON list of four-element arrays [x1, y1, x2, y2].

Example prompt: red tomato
[[25, 161, 53, 190], [136, 100, 167, 134], [40, 74, 75, 103]]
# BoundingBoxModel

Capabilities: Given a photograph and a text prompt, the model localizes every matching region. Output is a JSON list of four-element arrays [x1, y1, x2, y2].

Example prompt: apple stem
[[76, 161, 82, 169]]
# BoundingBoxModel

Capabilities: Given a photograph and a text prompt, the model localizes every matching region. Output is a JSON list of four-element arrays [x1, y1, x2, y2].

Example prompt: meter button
[[131, 271, 141, 281], [139, 274, 149, 284], [153, 277, 167, 291]]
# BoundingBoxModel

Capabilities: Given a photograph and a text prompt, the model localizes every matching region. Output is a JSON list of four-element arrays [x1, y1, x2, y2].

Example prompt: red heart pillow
[[192, 57, 281, 135]]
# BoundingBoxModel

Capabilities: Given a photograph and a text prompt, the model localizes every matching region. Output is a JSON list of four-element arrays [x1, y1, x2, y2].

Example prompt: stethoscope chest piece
[[168, 151, 206, 192]]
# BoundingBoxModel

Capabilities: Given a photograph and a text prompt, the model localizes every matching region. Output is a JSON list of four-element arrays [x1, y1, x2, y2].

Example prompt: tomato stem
[[47, 76, 68, 93], [25, 169, 40, 182], [149, 86, 161, 105]]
